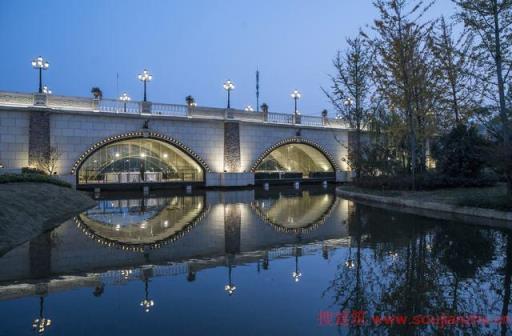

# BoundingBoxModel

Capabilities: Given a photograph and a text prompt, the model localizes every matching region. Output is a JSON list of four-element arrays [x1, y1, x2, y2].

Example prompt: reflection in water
[[76, 195, 208, 251], [252, 189, 337, 233], [0, 187, 511, 335]]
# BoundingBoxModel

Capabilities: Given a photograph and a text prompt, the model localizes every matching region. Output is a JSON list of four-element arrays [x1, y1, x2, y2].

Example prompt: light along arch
[[250, 137, 339, 177], [251, 197, 339, 234], [71, 131, 211, 186]]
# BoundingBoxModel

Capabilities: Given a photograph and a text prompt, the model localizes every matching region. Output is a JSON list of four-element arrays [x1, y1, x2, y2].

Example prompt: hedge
[[0, 173, 71, 188]]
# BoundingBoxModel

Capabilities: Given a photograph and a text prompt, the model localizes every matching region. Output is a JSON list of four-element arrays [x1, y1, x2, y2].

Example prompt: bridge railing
[[267, 112, 294, 125], [0, 91, 352, 129], [300, 115, 324, 127]]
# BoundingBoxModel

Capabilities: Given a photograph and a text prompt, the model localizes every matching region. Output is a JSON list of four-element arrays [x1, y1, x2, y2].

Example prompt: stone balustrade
[[0, 91, 351, 129]]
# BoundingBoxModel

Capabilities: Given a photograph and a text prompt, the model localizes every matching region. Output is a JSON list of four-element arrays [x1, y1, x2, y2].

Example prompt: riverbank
[[337, 184, 512, 223], [0, 183, 96, 255]]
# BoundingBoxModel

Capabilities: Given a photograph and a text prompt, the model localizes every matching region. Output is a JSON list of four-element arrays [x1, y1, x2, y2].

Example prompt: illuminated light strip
[[249, 136, 340, 172], [74, 206, 210, 253], [70, 131, 211, 174], [250, 198, 339, 234]]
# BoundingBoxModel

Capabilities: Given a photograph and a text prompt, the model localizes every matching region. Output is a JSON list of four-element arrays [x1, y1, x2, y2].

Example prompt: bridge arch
[[250, 137, 339, 178], [71, 131, 211, 186]]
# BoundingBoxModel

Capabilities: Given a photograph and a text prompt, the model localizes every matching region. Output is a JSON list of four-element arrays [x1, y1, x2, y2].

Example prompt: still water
[[0, 186, 510, 335]]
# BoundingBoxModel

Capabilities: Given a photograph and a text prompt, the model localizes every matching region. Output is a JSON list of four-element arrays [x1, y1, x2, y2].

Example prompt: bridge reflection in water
[[0, 186, 349, 297], [1, 186, 509, 336]]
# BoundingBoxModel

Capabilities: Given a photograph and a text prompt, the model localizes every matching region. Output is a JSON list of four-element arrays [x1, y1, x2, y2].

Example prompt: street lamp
[[32, 296, 52, 334], [140, 278, 155, 313], [291, 89, 301, 115], [32, 56, 49, 94], [292, 248, 302, 283], [138, 69, 152, 102], [344, 97, 354, 108], [119, 92, 131, 112], [42, 86, 52, 95], [224, 261, 237, 296], [244, 105, 254, 112], [223, 80, 235, 109]]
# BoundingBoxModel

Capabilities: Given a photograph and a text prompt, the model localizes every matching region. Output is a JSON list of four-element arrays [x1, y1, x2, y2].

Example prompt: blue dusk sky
[[0, 0, 456, 115]]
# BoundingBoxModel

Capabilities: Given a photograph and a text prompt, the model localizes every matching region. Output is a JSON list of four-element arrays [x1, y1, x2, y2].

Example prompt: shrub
[[355, 173, 497, 191], [0, 173, 71, 188], [432, 124, 490, 178], [21, 167, 47, 175]]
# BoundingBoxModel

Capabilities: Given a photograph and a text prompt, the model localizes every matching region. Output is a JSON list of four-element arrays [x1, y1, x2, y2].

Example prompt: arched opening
[[77, 137, 204, 185], [76, 195, 208, 251], [253, 142, 335, 181], [252, 189, 338, 234]]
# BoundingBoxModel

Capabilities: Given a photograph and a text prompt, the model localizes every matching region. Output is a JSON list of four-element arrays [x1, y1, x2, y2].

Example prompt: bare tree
[[323, 36, 374, 179], [429, 16, 481, 126], [36, 146, 61, 175]]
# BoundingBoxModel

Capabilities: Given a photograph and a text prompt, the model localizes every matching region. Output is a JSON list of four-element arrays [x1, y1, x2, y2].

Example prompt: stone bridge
[[0, 91, 352, 188]]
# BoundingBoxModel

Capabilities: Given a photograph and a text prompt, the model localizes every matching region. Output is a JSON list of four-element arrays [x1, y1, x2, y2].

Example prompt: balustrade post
[[33, 93, 48, 107], [141, 101, 152, 114], [261, 104, 269, 122]]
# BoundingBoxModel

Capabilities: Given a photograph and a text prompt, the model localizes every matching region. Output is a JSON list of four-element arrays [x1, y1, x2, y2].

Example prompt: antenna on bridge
[[256, 69, 260, 112]]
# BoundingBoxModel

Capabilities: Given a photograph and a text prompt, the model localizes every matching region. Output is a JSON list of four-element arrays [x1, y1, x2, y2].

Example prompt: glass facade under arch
[[77, 138, 204, 185], [255, 143, 334, 178]]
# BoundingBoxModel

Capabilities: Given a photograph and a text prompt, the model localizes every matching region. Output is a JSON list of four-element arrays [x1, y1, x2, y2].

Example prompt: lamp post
[[42, 86, 52, 95], [224, 261, 236, 296], [32, 56, 49, 94], [223, 80, 235, 109], [138, 69, 152, 102], [119, 92, 131, 112], [32, 296, 52, 334], [292, 247, 302, 283], [344, 97, 353, 108], [291, 89, 301, 115], [140, 277, 155, 313]]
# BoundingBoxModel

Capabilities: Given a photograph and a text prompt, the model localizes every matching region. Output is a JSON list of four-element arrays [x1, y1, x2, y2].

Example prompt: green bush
[[21, 167, 47, 175], [0, 173, 71, 188], [432, 124, 490, 178], [355, 173, 497, 191]]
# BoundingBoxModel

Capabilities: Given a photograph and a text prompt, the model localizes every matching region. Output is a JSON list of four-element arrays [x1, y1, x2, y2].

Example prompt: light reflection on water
[[0, 186, 510, 336]]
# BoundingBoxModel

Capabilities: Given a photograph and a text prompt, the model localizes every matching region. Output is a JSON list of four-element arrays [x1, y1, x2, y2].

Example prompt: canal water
[[0, 186, 510, 335]]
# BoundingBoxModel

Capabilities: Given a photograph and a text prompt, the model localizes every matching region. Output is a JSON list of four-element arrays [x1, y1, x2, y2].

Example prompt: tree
[[453, 0, 512, 195], [432, 124, 490, 178], [185, 95, 195, 106], [36, 146, 61, 175], [429, 16, 480, 126], [323, 36, 374, 179], [91, 87, 103, 99], [370, 0, 436, 189]]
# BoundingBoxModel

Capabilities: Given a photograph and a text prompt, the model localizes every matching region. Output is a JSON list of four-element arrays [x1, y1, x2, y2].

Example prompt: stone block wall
[[224, 121, 241, 172], [28, 110, 50, 167], [0, 110, 30, 168]]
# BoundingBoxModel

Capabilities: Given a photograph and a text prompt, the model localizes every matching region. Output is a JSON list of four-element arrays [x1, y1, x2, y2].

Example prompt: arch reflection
[[76, 195, 208, 252], [252, 189, 338, 234]]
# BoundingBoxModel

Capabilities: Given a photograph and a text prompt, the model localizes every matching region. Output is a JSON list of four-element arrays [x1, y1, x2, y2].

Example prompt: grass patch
[[338, 185, 403, 197], [456, 195, 512, 211], [0, 173, 71, 188], [340, 183, 512, 212]]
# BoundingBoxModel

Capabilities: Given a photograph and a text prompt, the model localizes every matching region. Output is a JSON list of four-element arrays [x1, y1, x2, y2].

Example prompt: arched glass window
[[253, 191, 337, 233], [255, 144, 334, 178], [78, 138, 204, 184], [78, 195, 206, 249]]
